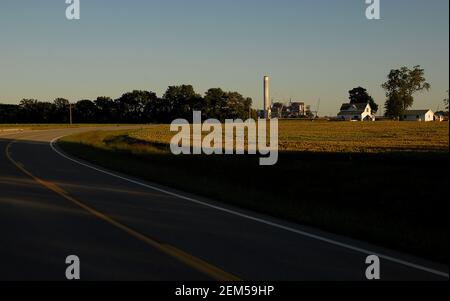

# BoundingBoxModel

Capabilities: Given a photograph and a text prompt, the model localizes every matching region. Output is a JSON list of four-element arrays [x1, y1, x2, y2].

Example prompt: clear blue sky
[[0, 0, 448, 115]]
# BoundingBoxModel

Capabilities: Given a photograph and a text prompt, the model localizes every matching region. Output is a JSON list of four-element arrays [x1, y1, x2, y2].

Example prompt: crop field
[[127, 120, 449, 153], [59, 120, 449, 262]]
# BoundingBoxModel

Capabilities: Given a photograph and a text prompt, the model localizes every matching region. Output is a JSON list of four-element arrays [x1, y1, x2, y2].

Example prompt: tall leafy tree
[[18, 99, 40, 123], [53, 98, 70, 123], [224, 91, 252, 120], [116, 90, 158, 123], [74, 100, 97, 123], [204, 88, 252, 121], [0, 104, 19, 123], [204, 88, 227, 120], [36, 102, 55, 123], [54, 98, 69, 109], [382, 65, 431, 117], [384, 92, 404, 119], [163, 85, 203, 120], [94, 96, 116, 123], [143, 96, 168, 123]]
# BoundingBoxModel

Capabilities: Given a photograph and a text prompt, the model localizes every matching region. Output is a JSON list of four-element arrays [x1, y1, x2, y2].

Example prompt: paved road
[[0, 127, 448, 281]]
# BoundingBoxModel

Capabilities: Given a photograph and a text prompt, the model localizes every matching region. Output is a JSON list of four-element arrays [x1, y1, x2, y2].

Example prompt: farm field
[[58, 120, 449, 262], [128, 120, 449, 153]]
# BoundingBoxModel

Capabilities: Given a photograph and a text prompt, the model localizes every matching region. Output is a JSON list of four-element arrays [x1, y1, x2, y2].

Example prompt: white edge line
[[50, 136, 449, 279]]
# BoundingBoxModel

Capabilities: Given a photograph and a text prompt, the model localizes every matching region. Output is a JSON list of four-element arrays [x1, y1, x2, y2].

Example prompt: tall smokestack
[[264, 76, 271, 119]]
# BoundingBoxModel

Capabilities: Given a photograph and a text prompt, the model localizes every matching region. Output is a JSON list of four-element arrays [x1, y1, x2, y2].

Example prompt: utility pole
[[69, 103, 73, 125]]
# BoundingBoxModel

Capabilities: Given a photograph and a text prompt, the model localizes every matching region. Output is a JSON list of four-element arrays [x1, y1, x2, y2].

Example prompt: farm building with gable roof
[[337, 103, 375, 121], [402, 109, 434, 122]]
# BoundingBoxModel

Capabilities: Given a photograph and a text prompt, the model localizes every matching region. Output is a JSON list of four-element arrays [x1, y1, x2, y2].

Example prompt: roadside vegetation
[[58, 120, 449, 263], [0, 124, 126, 131]]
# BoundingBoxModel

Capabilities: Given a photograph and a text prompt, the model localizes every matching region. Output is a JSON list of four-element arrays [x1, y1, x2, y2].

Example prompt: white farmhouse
[[402, 109, 434, 122], [337, 103, 375, 121]]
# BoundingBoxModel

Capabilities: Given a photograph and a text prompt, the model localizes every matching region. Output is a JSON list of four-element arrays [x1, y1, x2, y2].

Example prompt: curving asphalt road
[[0, 127, 448, 281]]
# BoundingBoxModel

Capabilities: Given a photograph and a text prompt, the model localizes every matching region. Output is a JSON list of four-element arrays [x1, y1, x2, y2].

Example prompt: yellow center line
[[5, 136, 241, 281]]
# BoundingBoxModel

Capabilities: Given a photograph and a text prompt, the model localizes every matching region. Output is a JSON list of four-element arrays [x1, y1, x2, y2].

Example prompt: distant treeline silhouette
[[0, 85, 254, 124]]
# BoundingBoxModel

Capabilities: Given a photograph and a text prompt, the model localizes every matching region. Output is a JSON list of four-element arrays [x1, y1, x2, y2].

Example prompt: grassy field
[[58, 121, 449, 262], [129, 120, 449, 153]]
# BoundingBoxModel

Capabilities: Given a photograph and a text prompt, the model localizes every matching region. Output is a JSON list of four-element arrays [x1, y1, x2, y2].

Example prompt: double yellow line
[[5, 135, 241, 281]]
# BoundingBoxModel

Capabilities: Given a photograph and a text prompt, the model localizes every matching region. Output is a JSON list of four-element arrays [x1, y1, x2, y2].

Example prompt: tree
[[384, 92, 404, 120], [204, 88, 252, 121], [54, 98, 69, 109], [18, 99, 41, 123], [74, 99, 97, 123], [204, 88, 226, 120], [143, 96, 168, 123], [94, 96, 116, 123], [272, 102, 284, 118], [382, 65, 431, 118], [116, 90, 158, 123], [163, 85, 203, 120], [224, 91, 252, 120], [36, 102, 55, 123], [348, 87, 378, 114], [53, 98, 70, 123], [0, 104, 19, 123]]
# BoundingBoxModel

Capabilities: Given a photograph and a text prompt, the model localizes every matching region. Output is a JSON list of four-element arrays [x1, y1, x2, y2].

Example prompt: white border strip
[[50, 137, 449, 279]]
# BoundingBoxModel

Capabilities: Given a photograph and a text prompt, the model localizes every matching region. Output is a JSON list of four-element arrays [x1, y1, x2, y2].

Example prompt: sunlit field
[[127, 120, 449, 153]]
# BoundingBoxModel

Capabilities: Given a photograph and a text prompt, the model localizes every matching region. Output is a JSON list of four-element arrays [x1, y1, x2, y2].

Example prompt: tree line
[[0, 85, 254, 124], [1, 66, 447, 123]]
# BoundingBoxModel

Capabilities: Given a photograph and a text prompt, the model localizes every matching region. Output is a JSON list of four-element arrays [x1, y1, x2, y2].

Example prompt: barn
[[402, 110, 434, 122]]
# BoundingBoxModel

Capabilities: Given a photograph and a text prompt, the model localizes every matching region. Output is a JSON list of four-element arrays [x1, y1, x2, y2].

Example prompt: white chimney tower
[[264, 76, 271, 119]]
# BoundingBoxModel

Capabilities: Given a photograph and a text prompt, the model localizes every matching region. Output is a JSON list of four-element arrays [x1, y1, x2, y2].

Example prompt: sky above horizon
[[0, 0, 448, 116]]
